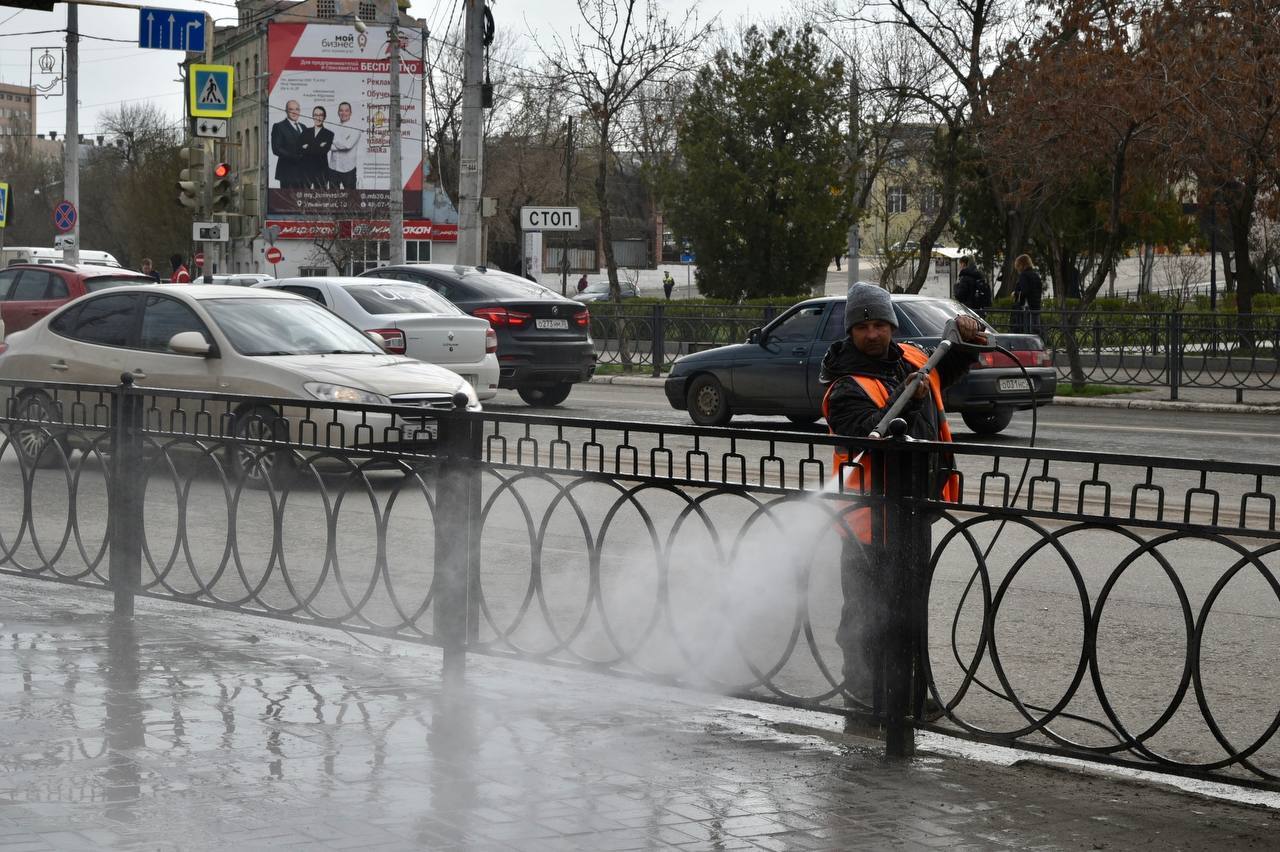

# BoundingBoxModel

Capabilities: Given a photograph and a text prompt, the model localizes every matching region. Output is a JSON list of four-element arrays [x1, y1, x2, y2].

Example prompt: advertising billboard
[[266, 22, 423, 216]]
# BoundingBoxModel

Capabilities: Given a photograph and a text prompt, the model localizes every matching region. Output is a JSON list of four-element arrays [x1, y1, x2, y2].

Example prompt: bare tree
[[539, 0, 713, 300]]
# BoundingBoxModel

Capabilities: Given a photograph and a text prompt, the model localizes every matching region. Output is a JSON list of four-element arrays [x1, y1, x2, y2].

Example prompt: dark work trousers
[[837, 537, 887, 708], [837, 510, 938, 715]]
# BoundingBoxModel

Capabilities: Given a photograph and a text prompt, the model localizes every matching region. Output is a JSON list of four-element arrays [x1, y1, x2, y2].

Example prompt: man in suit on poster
[[271, 100, 306, 189]]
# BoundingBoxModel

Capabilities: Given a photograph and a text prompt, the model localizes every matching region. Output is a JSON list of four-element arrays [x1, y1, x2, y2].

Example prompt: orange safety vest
[[821, 344, 959, 542]]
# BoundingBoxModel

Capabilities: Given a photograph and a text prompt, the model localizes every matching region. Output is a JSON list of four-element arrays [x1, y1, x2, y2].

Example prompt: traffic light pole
[[63, 3, 80, 264]]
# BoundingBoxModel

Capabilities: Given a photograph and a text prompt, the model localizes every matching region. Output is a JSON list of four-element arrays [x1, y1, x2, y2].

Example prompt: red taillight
[[472, 306, 531, 328], [573, 308, 590, 328], [977, 350, 1049, 368], [485, 327, 497, 354], [367, 328, 406, 354]]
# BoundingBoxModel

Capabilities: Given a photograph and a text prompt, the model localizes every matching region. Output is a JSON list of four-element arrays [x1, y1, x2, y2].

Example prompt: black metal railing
[[2, 378, 1280, 789]]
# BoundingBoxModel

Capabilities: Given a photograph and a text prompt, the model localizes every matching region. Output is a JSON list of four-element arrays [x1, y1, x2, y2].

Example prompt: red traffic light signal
[[213, 162, 231, 179]]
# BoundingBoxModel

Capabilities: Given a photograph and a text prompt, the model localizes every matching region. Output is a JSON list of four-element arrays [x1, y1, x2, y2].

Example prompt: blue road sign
[[53, 200, 76, 233], [680, 251, 695, 264], [138, 7, 206, 52]]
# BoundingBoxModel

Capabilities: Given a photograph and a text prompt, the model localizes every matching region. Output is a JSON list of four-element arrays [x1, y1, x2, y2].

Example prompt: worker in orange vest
[[819, 282, 986, 714]]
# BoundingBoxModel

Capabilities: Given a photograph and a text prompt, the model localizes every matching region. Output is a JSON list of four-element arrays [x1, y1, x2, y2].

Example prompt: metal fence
[[3, 378, 1280, 789], [594, 303, 1280, 398]]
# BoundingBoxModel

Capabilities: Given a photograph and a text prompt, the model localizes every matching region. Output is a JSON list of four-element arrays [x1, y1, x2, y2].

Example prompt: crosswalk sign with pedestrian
[[189, 63, 234, 119], [0, 182, 9, 229]]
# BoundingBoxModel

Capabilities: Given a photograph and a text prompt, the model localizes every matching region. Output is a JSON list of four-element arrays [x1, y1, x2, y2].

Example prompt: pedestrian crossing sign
[[0, 182, 9, 229], [189, 63, 233, 118]]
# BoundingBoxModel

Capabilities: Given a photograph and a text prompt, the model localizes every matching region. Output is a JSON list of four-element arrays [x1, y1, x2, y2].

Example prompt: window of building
[[920, 186, 940, 215], [359, 1, 376, 21], [347, 239, 430, 274], [253, 54, 260, 95], [316, 0, 336, 17], [887, 186, 908, 215]]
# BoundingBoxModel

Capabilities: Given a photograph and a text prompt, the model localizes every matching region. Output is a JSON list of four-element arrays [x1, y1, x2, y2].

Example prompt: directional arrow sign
[[138, 7, 205, 52], [189, 64, 234, 119]]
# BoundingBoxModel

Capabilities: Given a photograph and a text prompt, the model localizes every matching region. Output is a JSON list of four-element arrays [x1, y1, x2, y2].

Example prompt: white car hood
[[268, 353, 468, 396]]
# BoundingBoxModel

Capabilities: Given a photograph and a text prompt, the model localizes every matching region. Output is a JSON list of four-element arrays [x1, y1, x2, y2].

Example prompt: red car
[[0, 263, 156, 335]]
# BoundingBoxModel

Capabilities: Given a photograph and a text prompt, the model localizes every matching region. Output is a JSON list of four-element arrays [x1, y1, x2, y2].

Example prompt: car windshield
[[582, 282, 611, 293], [897, 299, 993, 335], [84, 275, 155, 293], [203, 297, 384, 356], [345, 283, 461, 315]]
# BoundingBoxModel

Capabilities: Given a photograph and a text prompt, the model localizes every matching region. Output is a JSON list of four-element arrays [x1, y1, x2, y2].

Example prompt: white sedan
[[256, 277, 500, 400], [0, 285, 479, 479]]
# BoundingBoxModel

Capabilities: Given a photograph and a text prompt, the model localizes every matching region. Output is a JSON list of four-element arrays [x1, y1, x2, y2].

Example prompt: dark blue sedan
[[663, 294, 1055, 435]]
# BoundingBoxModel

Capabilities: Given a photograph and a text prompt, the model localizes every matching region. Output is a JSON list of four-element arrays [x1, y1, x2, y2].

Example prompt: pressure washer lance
[[868, 317, 1003, 439]]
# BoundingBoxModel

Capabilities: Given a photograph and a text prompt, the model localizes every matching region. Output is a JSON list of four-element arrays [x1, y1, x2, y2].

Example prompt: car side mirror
[[366, 331, 389, 349], [747, 327, 763, 345], [169, 331, 213, 357]]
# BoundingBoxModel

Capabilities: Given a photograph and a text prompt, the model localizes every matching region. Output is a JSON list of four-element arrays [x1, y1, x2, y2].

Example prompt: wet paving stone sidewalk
[[0, 578, 1274, 850]]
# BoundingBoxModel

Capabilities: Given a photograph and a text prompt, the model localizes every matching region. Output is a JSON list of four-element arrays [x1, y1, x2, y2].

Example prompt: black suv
[[663, 294, 1055, 435], [358, 264, 596, 406]]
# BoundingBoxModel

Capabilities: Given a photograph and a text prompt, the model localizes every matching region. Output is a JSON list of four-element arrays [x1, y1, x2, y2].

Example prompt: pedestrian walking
[[820, 282, 985, 719], [140, 258, 161, 283], [662, 271, 675, 300], [954, 256, 991, 318], [169, 254, 191, 284], [577, 273, 589, 293], [1011, 254, 1043, 335]]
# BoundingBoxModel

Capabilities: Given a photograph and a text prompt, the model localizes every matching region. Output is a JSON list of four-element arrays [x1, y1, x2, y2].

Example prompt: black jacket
[[300, 126, 334, 188], [271, 118, 305, 187], [956, 266, 989, 310], [1013, 269, 1043, 311], [820, 338, 974, 440]]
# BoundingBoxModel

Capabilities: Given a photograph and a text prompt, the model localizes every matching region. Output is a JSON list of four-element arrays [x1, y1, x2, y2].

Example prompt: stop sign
[[193, 251, 205, 267], [265, 246, 283, 264]]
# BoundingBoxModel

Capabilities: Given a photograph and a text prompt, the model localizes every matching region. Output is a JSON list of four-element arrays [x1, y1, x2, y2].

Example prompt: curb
[[588, 375, 1280, 415]]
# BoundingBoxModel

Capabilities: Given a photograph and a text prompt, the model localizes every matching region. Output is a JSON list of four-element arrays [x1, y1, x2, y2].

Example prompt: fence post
[[880, 431, 920, 757], [651, 303, 664, 378], [108, 374, 145, 616], [433, 410, 481, 686], [1168, 312, 1182, 401]]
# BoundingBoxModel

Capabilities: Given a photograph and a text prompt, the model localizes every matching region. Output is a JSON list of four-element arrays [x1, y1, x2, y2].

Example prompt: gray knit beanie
[[844, 282, 897, 331]]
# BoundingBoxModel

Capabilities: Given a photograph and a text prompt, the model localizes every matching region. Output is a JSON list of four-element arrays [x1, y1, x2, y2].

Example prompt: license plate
[[536, 318, 568, 330], [998, 377, 1032, 392]]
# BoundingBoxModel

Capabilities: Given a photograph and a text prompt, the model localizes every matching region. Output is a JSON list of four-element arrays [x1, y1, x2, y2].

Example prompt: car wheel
[[517, 383, 572, 407], [228, 405, 295, 489], [10, 391, 68, 469], [962, 407, 1014, 436], [786, 414, 820, 426], [687, 374, 732, 426]]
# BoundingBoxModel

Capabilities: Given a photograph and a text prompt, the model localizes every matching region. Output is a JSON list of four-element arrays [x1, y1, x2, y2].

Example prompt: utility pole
[[388, 18, 404, 265], [63, 3, 80, 264], [456, 0, 486, 266], [846, 72, 859, 289], [561, 115, 573, 295]]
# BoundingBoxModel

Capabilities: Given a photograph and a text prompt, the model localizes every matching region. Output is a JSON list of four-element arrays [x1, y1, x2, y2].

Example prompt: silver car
[[257, 277, 500, 400], [0, 285, 479, 475]]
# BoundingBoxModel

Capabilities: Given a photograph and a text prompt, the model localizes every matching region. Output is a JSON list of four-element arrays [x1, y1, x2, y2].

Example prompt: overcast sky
[[0, 0, 761, 139]]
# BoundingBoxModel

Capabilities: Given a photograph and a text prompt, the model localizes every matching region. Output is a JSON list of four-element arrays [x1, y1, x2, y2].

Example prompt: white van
[[1, 246, 121, 268]]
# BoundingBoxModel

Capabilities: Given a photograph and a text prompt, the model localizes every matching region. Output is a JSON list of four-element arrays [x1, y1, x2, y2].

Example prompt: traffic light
[[210, 162, 233, 213], [177, 145, 204, 211]]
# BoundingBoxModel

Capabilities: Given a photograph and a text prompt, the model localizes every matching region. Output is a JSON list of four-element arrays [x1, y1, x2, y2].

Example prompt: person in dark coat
[[270, 100, 306, 189], [300, 105, 335, 190], [954, 256, 991, 317], [820, 282, 984, 720], [1012, 254, 1043, 335]]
